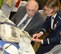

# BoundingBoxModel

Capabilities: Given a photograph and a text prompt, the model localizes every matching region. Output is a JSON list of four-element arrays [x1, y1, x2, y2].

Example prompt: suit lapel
[[25, 16, 38, 31]]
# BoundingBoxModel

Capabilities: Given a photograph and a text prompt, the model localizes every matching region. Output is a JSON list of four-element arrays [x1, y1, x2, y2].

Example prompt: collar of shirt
[[52, 13, 57, 19], [26, 13, 33, 21], [20, 13, 32, 31]]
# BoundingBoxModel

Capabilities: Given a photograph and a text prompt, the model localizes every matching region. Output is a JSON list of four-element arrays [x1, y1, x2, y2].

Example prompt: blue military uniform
[[36, 11, 61, 54]]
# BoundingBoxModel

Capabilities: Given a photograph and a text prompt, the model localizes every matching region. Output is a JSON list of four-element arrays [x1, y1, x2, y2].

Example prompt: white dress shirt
[[51, 13, 57, 30], [17, 13, 32, 31]]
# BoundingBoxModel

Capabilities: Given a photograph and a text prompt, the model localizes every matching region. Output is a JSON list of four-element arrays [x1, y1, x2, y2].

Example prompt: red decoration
[[15, 0, 21, 8]]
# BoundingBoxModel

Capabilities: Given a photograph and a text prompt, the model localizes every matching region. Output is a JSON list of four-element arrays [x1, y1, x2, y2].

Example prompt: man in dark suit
[[32, 0, 61, 54], [10, 0, 45, 36]]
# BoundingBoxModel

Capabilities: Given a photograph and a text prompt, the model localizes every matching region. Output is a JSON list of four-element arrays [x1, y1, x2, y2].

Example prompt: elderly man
[[10, 0, 45, 36], [10, 0, 45, 46]]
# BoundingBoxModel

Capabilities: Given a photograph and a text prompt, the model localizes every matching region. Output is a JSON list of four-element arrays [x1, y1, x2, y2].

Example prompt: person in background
[[9, 0, 21, 19], [32, 0, 61, 54], [36, 0, 48, 10]]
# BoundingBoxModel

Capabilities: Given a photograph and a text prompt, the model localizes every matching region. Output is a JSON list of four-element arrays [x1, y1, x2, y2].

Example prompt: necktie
[[51, 17, 54, 30], [19, 17, 29, 29]]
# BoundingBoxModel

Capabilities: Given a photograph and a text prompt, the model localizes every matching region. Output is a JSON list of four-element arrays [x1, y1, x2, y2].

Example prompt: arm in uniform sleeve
[[43, 35, 60, 45], [40, 16, 51, 34], [42, 17, 61, 45]]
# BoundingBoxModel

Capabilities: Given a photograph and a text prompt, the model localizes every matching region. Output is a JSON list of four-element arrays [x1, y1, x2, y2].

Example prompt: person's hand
[[32, 32, 43, 39], [32, 38, 43, 43], [32, 32, 43, 43]]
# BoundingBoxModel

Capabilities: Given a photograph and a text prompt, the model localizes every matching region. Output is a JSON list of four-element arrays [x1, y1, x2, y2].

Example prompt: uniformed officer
[[32, 0, 61, 54]]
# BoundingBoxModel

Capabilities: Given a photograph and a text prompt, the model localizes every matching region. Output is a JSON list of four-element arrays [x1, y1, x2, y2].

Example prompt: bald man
[[10, 0, 45, 36]]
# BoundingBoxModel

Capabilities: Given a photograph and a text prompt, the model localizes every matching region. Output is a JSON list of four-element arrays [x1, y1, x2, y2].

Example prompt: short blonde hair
[[45, 0, 61, 10]]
